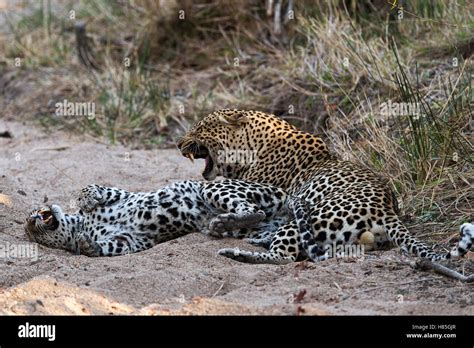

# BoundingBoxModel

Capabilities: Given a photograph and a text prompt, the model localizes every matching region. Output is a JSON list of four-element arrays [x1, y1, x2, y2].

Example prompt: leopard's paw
[[210, 211, 265, 233], [76, 234, 101, 257], [77, 185, 103, 212], [218, 247, 252, 262]]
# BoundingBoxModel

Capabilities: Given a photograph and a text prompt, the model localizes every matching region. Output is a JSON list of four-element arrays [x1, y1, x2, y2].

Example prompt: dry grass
[[0, 0, 472, 227]]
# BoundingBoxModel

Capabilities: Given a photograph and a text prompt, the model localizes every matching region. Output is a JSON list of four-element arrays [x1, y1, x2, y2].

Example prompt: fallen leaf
[[0, 193, 12, 207], [294, 289, 307, 303]]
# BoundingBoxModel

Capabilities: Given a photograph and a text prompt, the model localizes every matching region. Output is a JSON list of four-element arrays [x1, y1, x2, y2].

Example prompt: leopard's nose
[[30, 214, 41, 220]]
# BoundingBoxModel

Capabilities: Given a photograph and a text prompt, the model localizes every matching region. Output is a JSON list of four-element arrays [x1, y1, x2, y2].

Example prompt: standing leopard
[[177, 109, 473, 264], [25, 180, 290, 256]]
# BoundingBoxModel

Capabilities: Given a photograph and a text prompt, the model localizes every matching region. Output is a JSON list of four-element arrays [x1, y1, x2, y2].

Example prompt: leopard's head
[[177, 109, 330, 187], [25, 205, 71, 250], [177, 109, 244, 180]]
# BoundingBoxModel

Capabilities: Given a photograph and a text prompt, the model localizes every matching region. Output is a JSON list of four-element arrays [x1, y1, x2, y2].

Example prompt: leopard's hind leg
[[244, 230, 275, 248], [242, 216, 289, 248], [218, 197, 328, 264], [218, 220, 300, 264]]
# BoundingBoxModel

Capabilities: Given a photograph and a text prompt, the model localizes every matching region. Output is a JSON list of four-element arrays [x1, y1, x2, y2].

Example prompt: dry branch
[[413, 259, 474, 283]]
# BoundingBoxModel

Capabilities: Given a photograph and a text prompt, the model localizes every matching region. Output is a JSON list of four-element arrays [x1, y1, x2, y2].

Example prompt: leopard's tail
[[452, 223, 474, 258], [289, 196, 328, 261], [290, 196, 473, 261], [384, 217, 473, 261]]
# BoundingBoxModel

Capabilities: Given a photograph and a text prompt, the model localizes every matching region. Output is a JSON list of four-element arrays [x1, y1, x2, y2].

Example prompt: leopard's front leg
[[76, 230, 155, 257], [77, 185, 131, 212], [209, 211, 266, 236], [76, 233, 103, 256], [200, 180, 288, 237]]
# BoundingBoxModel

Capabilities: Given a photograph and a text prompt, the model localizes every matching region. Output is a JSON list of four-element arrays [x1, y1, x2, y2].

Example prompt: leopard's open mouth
[[26, 207, 57, 234], [38, 208, 54, 224], [178, 140, 215, 180]]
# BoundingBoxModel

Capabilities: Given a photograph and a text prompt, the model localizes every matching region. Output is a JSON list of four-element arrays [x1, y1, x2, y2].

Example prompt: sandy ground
[[0, 119, 473, 315]]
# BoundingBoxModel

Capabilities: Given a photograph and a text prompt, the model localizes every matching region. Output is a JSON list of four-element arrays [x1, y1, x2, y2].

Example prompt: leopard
[[177, 109, 473, 264], [25, 179, 291, 257]]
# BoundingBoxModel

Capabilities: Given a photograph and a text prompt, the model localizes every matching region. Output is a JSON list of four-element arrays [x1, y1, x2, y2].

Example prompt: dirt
[[0, 119, 473, 315]]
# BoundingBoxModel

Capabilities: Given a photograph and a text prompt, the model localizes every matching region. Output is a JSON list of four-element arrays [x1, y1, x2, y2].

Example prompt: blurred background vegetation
[[0, 0, 472, 235]]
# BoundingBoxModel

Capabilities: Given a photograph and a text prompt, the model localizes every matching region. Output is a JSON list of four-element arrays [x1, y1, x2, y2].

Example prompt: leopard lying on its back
[[177, 109, 473, 264], [25, 180, 290, 256]]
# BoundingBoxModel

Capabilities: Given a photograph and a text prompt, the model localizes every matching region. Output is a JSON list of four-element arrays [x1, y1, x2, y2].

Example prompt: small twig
[[273, 0, 282, 35], [49, 162, 77, 184], [83, 133, 109, 145], [212, 282, 226, 298], [32, 146, 70, 152], [414, 259, 474, 283], [266, 0, 274, 17]]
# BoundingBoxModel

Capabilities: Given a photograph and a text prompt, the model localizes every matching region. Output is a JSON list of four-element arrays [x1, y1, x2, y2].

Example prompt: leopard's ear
[[217, 109, 248, 127]]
